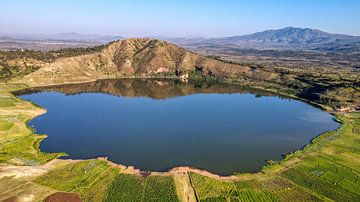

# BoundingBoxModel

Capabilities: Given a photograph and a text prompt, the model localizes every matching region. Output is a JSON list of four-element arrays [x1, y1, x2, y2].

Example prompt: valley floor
[[0, 83, 360, 201]]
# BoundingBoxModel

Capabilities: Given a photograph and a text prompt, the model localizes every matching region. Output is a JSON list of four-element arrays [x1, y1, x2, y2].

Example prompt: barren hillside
[[16, 38, 250, 86]]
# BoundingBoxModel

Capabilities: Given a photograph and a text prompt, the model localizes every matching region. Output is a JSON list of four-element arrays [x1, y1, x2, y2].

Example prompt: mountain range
[[167, 27, 360, 52], [0, 32, 122, 43], [0, 33, 123, 51], [1, 27, 360, 52]]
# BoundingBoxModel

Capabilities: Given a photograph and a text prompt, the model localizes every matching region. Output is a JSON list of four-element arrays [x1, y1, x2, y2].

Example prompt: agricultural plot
[[190, 173, 235, 199], [105, 174, 179, 202], [36, 160, 111, 191], [274, 187, 322, 202], [282, 167, 359, 201], [105, 174, 145, 202], [143, 176, 179, 201], [190, 173, 278, 201], [280, 113, 360, 201], [36, 160, 119, 200], [79, 167, 119, 202], [0, 121, 13, 131], [0, 96, 16, 107]]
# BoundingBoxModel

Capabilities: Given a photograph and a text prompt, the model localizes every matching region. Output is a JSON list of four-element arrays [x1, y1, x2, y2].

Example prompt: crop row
[[190, 173, 278, 201], [105, 174, 179, 202]]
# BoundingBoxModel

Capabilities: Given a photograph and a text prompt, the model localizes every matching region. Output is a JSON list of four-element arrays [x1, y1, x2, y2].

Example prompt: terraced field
[[0, 83, 360, 201]]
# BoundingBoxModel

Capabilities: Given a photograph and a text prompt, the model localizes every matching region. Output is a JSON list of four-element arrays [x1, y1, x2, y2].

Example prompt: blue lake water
[[19, 79, 340, 175]]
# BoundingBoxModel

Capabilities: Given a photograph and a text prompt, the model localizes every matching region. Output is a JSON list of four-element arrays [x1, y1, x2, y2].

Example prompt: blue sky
[[1, 0, 359, 37]]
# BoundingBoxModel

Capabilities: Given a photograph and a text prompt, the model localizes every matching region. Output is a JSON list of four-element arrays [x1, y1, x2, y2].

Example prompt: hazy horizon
[[1, 0, 360, 38], [1, 26, 360, 39]]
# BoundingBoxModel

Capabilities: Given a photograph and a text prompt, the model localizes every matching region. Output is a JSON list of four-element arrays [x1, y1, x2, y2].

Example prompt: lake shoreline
[[2, 81, 359, 201], [7, 79, 341, 177]]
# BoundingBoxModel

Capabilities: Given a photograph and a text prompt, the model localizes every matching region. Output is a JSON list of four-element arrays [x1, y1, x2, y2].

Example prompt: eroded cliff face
[[16, 38, 251, 87]]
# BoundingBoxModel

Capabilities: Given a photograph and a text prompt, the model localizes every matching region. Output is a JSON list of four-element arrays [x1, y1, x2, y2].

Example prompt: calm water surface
[[19, 79, 340, 175]]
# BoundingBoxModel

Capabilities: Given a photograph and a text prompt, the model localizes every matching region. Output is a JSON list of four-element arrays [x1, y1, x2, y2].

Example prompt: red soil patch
[[45, 192, 82, 202]]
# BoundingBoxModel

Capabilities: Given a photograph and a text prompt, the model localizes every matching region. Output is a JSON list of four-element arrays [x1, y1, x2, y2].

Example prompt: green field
[[105, 174, 179, 202], [35, 160, 120, 201], [190, 173, 279, 201], [36, 160, 179, 202]]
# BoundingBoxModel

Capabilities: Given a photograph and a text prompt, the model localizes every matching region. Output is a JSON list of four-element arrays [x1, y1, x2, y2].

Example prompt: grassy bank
[[0, 83, 359, 201], [0, 83, 62, 165]]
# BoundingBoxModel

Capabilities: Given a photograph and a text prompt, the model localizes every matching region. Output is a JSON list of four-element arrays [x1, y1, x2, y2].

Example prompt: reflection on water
[[18, 78, 285, 100], [19, 79, 340, 175]]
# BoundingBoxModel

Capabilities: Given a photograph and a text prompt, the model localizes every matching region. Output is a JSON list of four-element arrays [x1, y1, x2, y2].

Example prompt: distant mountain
[[0, 32, 123, 44], [221, 27, 357, 44], [168, 27, 360, 52], [2, 28, 360, 52], [46, 32, 123, 43], [0, 33, 123, 50]]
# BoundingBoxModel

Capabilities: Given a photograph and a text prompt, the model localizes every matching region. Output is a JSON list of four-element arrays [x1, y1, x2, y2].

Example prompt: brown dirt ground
[[45, 192, 82, 202]]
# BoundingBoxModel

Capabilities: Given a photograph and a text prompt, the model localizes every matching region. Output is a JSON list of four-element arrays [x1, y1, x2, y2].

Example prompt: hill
[[16, 38, 250, 86]]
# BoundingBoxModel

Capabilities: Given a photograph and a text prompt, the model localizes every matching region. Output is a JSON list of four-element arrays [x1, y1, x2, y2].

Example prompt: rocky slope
[[17, 38, 251, 86]]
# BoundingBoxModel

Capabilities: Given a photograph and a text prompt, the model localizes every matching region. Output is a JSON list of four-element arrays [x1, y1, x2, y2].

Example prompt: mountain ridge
[[166, 27, 360, 52], [2, 27, 360, 52]]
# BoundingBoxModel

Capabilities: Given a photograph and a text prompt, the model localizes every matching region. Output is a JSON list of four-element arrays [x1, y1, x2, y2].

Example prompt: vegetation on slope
[[0, 62, 41, 81], [0, 44, 107, 81], [49, 44, 106, 58]]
